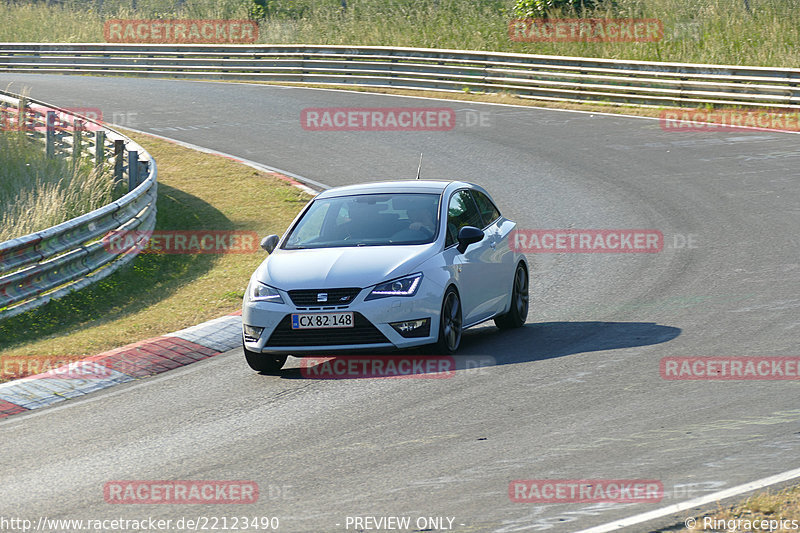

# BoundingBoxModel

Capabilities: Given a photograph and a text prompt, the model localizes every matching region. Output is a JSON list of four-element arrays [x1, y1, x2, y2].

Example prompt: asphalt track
[[0, 74, 798, 532]]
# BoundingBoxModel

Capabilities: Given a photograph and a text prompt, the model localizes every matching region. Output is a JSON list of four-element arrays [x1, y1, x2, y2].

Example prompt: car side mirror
[[260, 234, 279, 254], [457, 226, 484, 254]]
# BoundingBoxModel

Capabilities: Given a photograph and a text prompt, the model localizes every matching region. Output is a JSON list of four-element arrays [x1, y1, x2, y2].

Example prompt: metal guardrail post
[[17, 95, 26, 132], [114, 138, 124, 182], [45, 110, 56, 157], [95, 130, 105, 167], [138, 160, 148, 183], [127, 149, 139, 191], [0, 89, 158, 321], [73, 118, 83, 168]]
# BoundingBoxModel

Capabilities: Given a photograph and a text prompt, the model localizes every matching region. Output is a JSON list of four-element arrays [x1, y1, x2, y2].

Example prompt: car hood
[[256, 245, 437, 290]]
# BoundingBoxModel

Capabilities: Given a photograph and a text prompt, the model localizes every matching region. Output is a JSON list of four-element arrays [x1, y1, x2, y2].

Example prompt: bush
[[249, 0, 322, 19], [513, 0, 604, 18]]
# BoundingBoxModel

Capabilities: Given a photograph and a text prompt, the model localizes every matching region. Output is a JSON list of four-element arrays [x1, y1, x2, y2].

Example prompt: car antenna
[[415, 153, 423, 180]]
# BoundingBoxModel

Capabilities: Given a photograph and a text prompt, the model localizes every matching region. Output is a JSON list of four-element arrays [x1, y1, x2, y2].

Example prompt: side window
[[446, 190, 483, 247], [471, 190, 501, 228]]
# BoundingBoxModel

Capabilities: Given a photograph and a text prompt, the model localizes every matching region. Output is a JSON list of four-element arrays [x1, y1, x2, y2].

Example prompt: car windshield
[[284, 193, 441, 249]]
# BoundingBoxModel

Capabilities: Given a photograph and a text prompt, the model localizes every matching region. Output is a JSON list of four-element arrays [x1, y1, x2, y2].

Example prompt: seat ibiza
[[242, 180, 529, 372]]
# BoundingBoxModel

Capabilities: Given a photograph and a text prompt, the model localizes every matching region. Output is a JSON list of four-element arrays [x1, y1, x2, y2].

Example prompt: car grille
[[288, 287, 362, 307], [265, 313, 390, 347]]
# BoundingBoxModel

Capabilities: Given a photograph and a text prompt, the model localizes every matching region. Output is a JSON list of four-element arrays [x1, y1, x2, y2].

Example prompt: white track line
[[574, 467, 800, 532]]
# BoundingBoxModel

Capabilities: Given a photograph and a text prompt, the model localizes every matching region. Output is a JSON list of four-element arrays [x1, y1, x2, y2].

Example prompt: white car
[[242, 180, 529, 372]]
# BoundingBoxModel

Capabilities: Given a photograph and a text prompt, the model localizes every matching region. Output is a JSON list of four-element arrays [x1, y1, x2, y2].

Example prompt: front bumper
[[242, 284, 442, 355]]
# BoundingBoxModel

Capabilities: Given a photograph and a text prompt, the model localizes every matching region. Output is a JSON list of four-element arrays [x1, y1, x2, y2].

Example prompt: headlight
[[250, 280, 284, 303], [366, 273, 422, 300]]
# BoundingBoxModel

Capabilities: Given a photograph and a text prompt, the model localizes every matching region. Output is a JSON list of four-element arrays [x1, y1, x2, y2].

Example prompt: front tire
[[243, 338, 287, 373], [494, 263, 528, 329], [435, 287, 462, 354]]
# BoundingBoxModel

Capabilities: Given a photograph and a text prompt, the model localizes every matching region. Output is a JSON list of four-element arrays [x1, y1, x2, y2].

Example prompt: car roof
[[315, 180, 472, 199]]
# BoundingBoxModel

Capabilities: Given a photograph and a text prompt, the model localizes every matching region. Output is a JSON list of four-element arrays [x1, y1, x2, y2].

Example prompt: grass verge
[[237, 80, 679, 119], [683, 485, 800, 532], [0, 129, 311, 360]]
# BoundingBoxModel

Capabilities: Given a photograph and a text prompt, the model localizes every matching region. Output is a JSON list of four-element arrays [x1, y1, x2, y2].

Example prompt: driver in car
[[407, 206, 436, 235]]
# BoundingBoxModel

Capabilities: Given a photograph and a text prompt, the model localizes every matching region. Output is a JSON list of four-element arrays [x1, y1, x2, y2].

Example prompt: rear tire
[[494, 263, 528, 329], [434, 287, 462, 354], [243, 338, 287, 373]]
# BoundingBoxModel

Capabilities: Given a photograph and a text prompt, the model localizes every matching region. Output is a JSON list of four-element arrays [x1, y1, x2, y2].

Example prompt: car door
[[470, 189, 515, 314], [446, 189, 496, 326]]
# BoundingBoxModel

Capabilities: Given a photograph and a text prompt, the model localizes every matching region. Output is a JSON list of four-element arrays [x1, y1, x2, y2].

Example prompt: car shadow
[[277, 321, 681, 379]]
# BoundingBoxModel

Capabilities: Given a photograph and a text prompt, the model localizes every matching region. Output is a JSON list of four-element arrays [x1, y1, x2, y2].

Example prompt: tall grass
[[0, 0, 252, 42], [0, 0, 797, 66], [0, 132, 114, 242], [254, 0, 800, 67]]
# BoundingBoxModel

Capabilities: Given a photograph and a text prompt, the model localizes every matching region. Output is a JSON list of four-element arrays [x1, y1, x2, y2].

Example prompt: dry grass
[[243, 80, 677, 118], [1, 0, 799, 67], [682, 485, 800, 532], [0, 131, 115, 242], [0, 0, 251, 42]]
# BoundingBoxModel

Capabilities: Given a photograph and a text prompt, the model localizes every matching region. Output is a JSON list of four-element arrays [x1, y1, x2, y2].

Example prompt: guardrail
[[0, 90, 157, 321], [1, 43, 799, 109]]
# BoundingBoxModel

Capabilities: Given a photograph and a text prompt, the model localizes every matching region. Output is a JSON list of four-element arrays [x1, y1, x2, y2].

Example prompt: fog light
[[243, 325, 264, 342], [390, 318, 430, 338]]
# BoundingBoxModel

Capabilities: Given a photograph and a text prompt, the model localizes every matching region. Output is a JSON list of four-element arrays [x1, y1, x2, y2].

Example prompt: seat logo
[[317, 293, 328, 302]]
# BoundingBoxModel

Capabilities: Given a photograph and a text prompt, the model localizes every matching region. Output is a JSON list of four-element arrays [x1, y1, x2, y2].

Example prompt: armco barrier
[[0, 43, 798, 109], [0, 90, 157, 321]]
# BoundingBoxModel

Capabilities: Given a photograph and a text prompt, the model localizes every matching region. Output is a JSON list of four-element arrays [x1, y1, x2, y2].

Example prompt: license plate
[[291, 312, 354, 330]]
